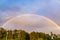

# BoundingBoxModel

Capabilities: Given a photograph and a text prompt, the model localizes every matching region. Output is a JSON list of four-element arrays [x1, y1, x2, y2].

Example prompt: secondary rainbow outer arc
[[2, 14, 60, 29]]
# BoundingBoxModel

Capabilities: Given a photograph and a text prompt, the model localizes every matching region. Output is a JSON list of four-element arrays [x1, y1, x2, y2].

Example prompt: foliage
[[0, 28, 60, 40]]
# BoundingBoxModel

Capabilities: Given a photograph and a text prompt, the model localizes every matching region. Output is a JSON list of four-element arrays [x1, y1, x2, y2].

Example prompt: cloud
[[0, 0, 60, 26], [3, 14, 60, 34]]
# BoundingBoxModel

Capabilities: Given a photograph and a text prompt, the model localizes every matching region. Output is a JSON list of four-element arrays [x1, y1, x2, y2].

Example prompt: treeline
[[0, 28, 60, 40]]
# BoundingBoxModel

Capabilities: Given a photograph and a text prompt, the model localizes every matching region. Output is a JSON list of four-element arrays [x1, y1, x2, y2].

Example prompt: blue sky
[[0, 0, 60, 26]]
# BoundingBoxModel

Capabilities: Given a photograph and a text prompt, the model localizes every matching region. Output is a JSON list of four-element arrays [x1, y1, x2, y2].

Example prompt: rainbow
[[2, 14, 60, 29]]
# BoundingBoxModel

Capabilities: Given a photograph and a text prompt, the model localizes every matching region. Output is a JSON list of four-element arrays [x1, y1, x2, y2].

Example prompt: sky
[[0, 0, 60, 26]]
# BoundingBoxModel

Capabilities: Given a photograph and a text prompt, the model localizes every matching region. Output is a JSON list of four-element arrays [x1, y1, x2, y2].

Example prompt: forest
[[0, 27, 60, 40]]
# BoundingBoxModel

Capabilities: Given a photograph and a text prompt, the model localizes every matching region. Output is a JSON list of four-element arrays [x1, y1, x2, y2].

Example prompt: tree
[[7, 30, 13, 40], [0, 28, 6, 40], [13, 29, 18, 39], [17, 30, 30, 40], [30, 31, 39, 40]]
